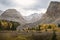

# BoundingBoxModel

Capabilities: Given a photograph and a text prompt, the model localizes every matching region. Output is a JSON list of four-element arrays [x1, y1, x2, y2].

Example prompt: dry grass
[[0, 27, 60, 40], [0, 31, 59, 40]]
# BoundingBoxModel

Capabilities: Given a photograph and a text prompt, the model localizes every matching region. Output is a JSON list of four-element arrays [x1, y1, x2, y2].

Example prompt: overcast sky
[[0, 0, 60, 16]]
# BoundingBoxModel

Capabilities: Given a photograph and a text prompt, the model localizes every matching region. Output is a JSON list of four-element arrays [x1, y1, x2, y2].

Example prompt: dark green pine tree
[[48, 25, 51, 29], [52, 30, 57, 40]]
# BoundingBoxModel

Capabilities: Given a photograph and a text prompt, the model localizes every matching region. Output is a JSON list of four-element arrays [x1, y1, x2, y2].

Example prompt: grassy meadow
[[0, 20, 60, 40]]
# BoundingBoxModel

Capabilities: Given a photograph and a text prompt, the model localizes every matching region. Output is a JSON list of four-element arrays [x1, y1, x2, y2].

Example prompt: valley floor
[[0, 31, 60, 40]]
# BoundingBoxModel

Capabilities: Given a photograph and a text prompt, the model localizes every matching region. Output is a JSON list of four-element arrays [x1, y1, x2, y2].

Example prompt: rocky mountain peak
[[0, 9, 26, 24], [1, 9, 21, 18], [46, 1, 60, 19]]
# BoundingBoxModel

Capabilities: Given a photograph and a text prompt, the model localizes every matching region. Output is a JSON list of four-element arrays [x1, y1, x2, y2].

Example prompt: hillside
[[0, 9, 26, 25]]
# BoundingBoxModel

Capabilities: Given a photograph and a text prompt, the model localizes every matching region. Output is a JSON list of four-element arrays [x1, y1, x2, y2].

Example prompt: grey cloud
[[0, 0, 9, 6], [0, 0, 15, 7], [0, 0, 60, 10], [23, 0, 50, 10], [0, 0, 16, 10], [23, 0, 60, 10]]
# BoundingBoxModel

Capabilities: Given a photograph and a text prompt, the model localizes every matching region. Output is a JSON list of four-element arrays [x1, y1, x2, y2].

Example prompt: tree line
[[0, 20, 20, 30]]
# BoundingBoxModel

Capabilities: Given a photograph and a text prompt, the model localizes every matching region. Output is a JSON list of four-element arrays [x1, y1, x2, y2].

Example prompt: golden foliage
[[1, 21, 8, 28], [0, 20, 20, 30], [40, 24, 57, 29], [9, 22, 12, 29]]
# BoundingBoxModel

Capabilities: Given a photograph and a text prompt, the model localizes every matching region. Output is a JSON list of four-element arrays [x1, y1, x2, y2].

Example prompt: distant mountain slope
[[24, 13, 43, 23], [46, 1, 60, 18]]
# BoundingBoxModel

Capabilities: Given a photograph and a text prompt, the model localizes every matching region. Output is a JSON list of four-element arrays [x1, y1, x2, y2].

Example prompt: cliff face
[[46, 1, 60, 19]]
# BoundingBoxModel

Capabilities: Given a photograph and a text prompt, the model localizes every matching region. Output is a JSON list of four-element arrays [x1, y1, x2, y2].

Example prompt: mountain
[[24, 13, 43, 23], [22, 13, 44, 28], [0, 10, 3, 15], [0, 9, 26, 25], [23, 1, 60, 28], [46, 1, 60, 19], [39, 1, 60, 24]]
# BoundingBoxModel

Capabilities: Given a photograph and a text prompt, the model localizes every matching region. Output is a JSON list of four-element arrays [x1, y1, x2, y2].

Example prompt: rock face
[[0, 9, 26, 24], [46, 1, 60, 19]]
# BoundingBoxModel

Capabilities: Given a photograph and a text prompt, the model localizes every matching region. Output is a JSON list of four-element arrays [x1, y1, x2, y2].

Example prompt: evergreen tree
[[38, 25, 41, 31], [48, 25, 51, 29], [52, 30, 57, 40], [58, 24, 60, 27]]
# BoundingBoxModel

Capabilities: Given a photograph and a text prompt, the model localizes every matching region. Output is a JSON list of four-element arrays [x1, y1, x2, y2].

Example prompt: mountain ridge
[[0, 9, 26, 25]]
